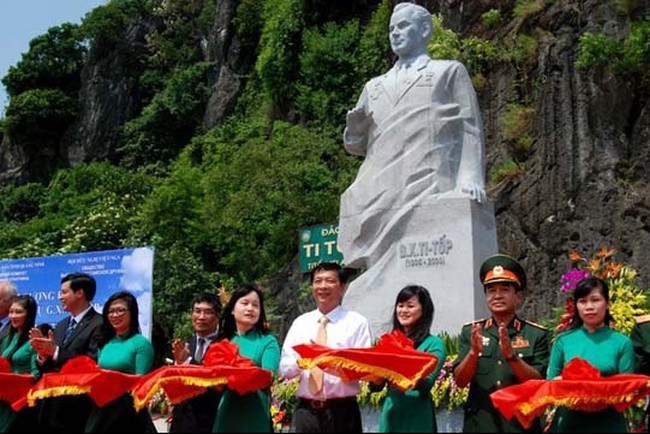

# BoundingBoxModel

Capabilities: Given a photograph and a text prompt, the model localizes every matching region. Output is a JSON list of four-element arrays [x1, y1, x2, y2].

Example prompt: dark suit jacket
[[38, 308, 104, 433], [169, 336, 222, 433], [0, 319, 10, 342], [38, 308, 104, 373]]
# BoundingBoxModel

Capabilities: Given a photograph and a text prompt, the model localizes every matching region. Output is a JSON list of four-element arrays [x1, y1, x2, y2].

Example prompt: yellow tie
[[308, 316, 329, 394]]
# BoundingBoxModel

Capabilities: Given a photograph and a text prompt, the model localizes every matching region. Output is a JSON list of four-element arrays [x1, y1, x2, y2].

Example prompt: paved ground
[[149, 407, 461, 432], [151, 415, 169, 433]]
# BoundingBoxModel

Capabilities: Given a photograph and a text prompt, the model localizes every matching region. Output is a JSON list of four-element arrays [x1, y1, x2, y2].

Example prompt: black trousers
[[169, 388, 221, 433], [292, 397, 362, 433], [38, 395, 96, 433]]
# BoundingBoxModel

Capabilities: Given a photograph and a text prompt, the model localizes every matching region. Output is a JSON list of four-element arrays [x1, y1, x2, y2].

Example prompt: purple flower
[[560, 269, 591, 293]]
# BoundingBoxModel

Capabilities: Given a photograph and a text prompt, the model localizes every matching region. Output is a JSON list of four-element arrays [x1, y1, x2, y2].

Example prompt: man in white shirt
[[0, 281, 17, 341], [280, 262, 372, 432]]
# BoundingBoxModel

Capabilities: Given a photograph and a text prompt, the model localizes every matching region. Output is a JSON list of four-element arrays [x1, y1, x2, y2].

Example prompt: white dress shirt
[[279, 305, 372, 400]]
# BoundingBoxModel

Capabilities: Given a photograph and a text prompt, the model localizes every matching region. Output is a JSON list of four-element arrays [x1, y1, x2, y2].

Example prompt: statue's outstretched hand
[[461, 183, 486, 204], [345, 106, 373, 135]]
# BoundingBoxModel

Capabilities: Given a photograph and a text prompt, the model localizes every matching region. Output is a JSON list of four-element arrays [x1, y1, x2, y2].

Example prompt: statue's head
[[389, 3, 433, 59]]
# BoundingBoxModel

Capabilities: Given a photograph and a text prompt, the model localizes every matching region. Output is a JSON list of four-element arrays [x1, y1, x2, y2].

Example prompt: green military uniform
[[630, 314, 650, 433], [455, 253, 550, 433], [631, 314, 650, 375], [456, 316, 550, 432]]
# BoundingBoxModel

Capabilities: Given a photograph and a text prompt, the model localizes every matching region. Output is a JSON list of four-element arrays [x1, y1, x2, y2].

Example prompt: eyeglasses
[[107, 307, 129, 316], [192, 308, 216, 316]]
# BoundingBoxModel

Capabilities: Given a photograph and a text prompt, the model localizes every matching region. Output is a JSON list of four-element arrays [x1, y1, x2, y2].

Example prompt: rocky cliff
[[1, 0, 649, 323]]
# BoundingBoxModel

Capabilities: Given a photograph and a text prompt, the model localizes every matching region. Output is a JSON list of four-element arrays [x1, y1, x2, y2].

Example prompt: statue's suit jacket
[[340, 56, 485, 268]]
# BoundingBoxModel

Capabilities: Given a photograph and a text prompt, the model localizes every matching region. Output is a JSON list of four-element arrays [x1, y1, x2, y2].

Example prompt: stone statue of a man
[[339, 2, 486, 271]]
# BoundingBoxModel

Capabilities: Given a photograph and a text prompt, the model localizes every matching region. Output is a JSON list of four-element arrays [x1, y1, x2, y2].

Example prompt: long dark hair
[[392, 285, 434, 348], [101, 291, 140, 345], [217, 284, 270, 340], [568, 277, 614, 330], [4, 295, 37, 362]]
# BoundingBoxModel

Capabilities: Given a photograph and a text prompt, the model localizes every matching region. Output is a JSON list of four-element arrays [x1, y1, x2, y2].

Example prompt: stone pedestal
[[342, 196, 497, 337]]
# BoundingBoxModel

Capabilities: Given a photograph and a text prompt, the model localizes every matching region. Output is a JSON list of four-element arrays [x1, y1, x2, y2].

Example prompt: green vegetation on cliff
[[1, 0, 649, 339]]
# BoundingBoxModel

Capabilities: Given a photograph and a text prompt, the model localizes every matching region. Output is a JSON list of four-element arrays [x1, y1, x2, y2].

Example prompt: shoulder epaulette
[[635, 314, 650, 324], [463, 317, 489, 327], [522, 319, 548, 330]]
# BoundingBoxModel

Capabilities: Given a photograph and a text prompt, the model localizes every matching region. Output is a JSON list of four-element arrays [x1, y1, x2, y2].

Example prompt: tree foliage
[[137, 116, 358, 283], [4, 89, 78, 141], [576, 17, 650, 76], [80, 0, 153, 57], [296, 20, 361, 124], [255, 0, 305, 114], [145, 0, 216, 71], [199, 120, 355, 280], [0, 162, 155, 259], [5, 0, 615, 340], [355, 0, 393, 82], [118, 62, 214, 167], [2, 23, 86, 97]]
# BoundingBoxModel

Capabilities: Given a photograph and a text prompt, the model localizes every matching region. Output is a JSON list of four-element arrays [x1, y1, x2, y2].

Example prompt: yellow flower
[[218, 285, 231, 305], [557, 247, 648, 337]]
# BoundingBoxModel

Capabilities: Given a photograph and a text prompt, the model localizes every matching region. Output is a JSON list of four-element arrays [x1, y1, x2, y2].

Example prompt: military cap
[[479, 254, 527, 291]]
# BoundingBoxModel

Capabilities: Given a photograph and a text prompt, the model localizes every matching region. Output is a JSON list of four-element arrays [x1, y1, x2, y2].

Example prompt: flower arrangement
[[356, 380, 388, 409], [147, 388, 173, 428], [218, 284, 232, 306], [148, 389, 171, 416], [553, 245, 649, 432], [555, 245, 648, 335], [432, 356, 469, 411], [348, 332, 468, 412], [270, 377, 298, 432]]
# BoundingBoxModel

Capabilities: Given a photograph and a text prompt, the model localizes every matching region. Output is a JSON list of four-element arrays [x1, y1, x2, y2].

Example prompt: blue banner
[[0, 247, 154, 338]]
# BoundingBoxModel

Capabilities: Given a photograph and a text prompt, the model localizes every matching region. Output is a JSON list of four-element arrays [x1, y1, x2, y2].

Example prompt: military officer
[[453, 254, 550, 432], [630, 314, 650, 433]]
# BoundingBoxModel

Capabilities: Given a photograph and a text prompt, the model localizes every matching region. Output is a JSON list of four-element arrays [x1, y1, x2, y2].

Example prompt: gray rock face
[[470, 0, 650, 319], [0, 1, 246, 177], [0, 134, 29, 184], [0, 0, 647, 331], [202, 0, 249, 129], [63, 14, 153, 165]]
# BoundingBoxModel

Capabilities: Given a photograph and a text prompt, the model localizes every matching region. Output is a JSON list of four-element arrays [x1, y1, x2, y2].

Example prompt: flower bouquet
[[554, 246, 647, 335]]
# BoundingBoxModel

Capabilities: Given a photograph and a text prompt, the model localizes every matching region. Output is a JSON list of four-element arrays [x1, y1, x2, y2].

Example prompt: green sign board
[[299, 223, 343, 273]]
